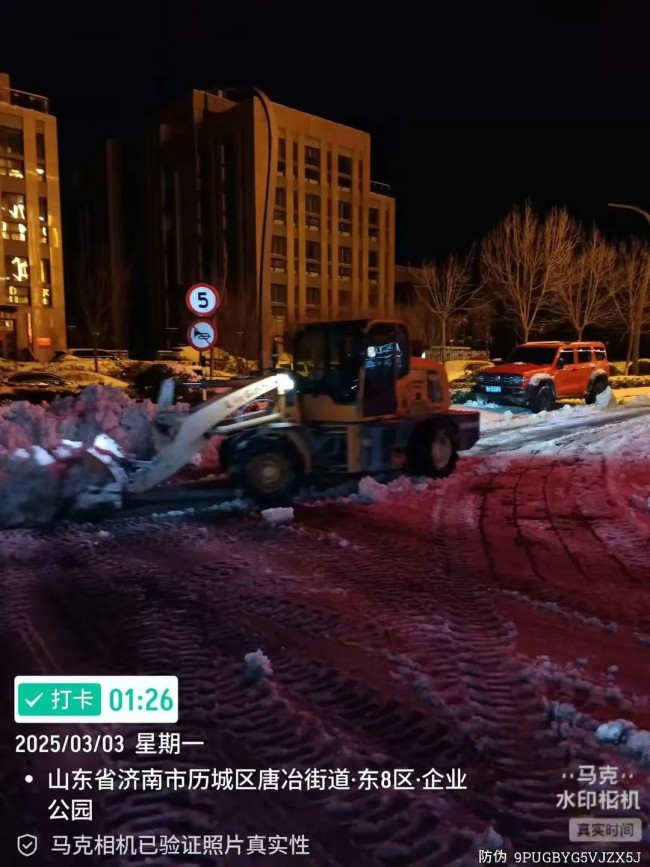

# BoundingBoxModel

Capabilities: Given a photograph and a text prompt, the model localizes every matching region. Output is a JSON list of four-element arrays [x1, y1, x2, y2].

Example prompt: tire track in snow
[[9, 522, 488, 866], [291, 497, 573, 849]]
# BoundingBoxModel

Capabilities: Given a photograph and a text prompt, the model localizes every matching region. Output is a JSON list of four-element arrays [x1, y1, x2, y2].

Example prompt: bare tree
[[466, 294, 497, 354], [410, 254, 478, 362], [78, 247, 113, 372], [395, 302, 440, 348], [609, 238, 650, 375], [548, 228, 617, 340], [480, 201, 579, 342]]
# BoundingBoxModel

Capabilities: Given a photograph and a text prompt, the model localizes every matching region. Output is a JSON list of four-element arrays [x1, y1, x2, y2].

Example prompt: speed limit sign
[[186, 283, 220, 317]]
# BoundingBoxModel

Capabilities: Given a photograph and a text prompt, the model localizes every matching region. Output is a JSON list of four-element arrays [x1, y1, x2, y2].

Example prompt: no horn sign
[[188, 319, 218, 351]]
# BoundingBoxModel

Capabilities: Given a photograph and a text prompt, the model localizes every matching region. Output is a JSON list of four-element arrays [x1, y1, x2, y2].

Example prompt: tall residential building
[[145, 89, 395, 365], [0, 73, 65, 360]]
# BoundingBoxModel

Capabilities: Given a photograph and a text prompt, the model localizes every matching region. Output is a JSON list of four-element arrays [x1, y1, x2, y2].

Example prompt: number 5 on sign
[[186, 283, 220, 317]]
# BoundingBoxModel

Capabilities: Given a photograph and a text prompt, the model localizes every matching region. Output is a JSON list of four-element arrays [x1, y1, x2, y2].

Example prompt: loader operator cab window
[[293, 324, 361, 404], [362, 323, 410, 416]]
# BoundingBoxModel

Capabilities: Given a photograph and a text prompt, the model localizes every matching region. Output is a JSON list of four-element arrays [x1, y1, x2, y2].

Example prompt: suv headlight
[[511, 375, 524, 385], [475, 374, 486, 384]]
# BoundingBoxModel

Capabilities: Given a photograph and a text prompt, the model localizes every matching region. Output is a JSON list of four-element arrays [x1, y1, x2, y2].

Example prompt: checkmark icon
[[24, 693, 43, 708]]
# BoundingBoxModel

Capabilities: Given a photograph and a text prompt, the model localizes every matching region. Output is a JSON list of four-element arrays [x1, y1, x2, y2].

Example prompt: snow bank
[[0, 434, 127, 527], [0, 386, 157, 460], [0, 388, 156, 526]]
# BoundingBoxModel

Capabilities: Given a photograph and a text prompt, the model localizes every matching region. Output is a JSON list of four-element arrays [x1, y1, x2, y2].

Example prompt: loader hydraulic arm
[[127, 373, 294, 494]]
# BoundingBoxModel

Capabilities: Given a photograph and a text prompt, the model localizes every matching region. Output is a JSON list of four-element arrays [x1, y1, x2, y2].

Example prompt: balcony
[[6, 89, 50, 114], [370, 180, 390, 196]]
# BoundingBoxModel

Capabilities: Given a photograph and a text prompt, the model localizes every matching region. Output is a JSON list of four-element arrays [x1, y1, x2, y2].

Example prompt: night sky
[[3, 0, 649, 264]]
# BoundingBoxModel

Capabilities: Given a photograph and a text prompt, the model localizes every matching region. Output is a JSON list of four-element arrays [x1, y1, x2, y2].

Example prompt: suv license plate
[[485, 385, 501, 393]]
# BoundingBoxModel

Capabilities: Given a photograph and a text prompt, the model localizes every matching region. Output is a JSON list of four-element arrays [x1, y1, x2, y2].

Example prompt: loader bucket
[[65, 447, 128, 514]]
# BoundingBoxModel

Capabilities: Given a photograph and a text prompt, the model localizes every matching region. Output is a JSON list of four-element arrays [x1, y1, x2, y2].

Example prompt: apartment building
[[146, 89, 395, 365], [0, 73, 65, 360]]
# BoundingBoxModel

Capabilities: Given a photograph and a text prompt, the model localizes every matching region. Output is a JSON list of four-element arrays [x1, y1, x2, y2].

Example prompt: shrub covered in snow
[[609, 375, 650, 389]]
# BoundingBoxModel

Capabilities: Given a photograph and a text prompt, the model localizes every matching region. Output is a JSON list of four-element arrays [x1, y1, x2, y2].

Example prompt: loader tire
[[240, 442, 300, 508], [409, 424, 458, 479]]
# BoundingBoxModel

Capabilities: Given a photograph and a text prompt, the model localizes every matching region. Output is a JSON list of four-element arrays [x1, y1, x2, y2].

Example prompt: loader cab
[[293, 319, 411, 420]]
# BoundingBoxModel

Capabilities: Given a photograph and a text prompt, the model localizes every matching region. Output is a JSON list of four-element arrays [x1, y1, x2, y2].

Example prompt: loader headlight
[[277, 373, 295, 392]]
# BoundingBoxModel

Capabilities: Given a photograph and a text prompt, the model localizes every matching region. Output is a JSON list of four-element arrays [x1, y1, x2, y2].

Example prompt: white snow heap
[[0, 433, 128, 527], [595, 719, 635, 745], [261, 506, 294, 525], [243, 649, 273, 684], [358, 476, 390, 502], [595, 385, 617, 409]]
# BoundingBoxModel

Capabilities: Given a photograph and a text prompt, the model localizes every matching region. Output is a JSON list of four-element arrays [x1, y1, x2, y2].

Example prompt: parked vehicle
[[472, 341, 609, 413], [445, 359, 494, 384], [1, 371, 78, 402], [68, 348, 129, 360]]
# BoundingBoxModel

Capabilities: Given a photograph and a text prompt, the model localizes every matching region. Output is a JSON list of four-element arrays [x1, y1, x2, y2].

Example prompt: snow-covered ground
[[2, 381, 650, 857]]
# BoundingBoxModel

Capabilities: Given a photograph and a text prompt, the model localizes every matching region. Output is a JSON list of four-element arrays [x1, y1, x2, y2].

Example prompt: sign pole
[[209, 314, 215, 379]]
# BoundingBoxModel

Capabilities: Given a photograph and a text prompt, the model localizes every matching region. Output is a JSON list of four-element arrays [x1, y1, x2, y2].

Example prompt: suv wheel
[[528, 384, 554, 414], [585, 378, 608, 405]]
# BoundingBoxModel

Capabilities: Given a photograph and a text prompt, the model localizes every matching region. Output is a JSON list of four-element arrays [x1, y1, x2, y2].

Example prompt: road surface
[[1, 410, 649, 864]]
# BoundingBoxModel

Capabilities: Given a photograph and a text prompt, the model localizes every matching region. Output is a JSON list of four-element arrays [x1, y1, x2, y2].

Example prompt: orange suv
[[472, 341, 609, 413]]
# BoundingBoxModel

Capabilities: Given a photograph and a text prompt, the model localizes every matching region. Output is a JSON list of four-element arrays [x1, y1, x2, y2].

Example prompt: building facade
[[0, 73, 65, 360], [146, 89, 395, 366], [66, 139, 129, 351]]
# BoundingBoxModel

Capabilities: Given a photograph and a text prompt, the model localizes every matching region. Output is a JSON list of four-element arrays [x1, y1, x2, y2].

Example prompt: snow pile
[[595, 385, 617, 408], [596, 719, 650, 764], [261, 506, 294, 525], [357, 476, 391, 502], [0, 434, 126, 527], [0, 386, 157, 460], [243, 650, 273, 684], [356, 476, 429, 503]]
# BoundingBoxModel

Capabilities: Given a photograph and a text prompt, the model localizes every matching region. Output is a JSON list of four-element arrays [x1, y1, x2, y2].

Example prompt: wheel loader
[[83, 319, 481, 511]]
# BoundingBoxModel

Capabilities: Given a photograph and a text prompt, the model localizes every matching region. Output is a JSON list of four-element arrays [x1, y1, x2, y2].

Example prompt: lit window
[[41, 286, 52, 307], [41, 258, 51, 284], [7, 284, 30, 304], [1, 192, 28, 240], [6, 255, 29, 283], [0, 156, 24, 178]]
